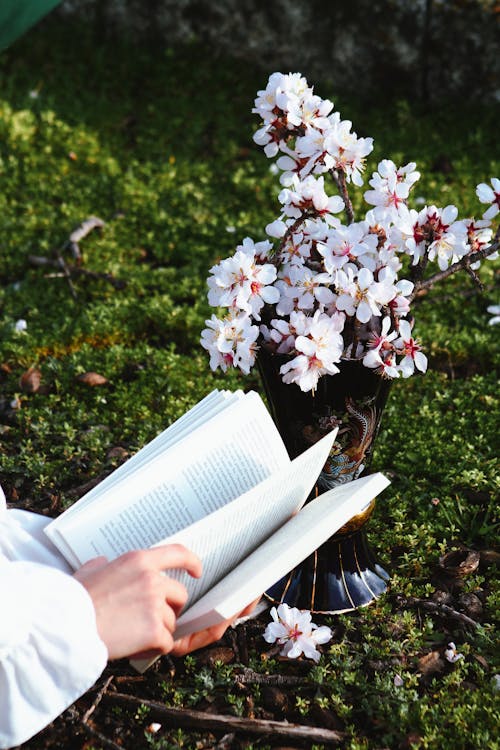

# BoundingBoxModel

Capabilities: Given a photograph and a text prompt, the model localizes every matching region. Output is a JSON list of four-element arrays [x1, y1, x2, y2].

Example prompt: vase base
[[264, 527, 389, 615]]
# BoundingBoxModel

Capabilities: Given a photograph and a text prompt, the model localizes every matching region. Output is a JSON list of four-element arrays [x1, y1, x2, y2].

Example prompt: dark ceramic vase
[[258, 349, 391, 613]]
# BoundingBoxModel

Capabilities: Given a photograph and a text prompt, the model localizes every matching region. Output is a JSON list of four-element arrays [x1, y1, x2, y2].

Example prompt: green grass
[[0, 15, 498, 750]]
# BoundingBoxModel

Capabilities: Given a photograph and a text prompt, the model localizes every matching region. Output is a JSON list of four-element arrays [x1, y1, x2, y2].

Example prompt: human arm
[[0, 560, 108, 750], [0, 544, 201, 748]]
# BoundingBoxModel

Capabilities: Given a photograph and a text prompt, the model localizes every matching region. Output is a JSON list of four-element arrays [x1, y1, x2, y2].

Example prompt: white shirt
[[0, 485, 108, 748]]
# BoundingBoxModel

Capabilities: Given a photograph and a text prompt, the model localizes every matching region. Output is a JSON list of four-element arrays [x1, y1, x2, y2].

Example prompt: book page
[[46, 391, 290, 566], [157, 429, 337, 605], [174, 473, 391, 638]]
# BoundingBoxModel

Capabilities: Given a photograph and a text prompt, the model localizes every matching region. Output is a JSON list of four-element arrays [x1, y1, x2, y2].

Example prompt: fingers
[[142, 544, 203, 578], [239, 596, 262, 618], [171, 618, 236, 657], [159, 576, 189, 616]]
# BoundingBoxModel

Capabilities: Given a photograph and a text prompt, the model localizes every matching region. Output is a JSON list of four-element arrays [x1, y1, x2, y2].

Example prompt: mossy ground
[[0, 15, 498, 750]]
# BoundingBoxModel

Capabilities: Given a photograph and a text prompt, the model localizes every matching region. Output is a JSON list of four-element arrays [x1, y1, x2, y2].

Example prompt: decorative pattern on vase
[[305, 396, 379, 490]]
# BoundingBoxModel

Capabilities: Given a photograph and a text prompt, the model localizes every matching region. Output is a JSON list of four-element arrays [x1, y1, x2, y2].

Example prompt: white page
[[46, 391, 290, 566], [157, 429, 337, 605], [174, 472, 390, 638]]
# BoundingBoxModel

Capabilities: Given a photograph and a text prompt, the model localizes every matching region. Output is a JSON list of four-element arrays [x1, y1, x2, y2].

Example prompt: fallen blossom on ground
[[264, 603, 333, 662], [444, 642, 464, 663]]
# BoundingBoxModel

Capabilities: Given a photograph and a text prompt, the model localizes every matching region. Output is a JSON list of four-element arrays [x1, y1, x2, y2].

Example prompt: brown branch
[[81, 722, 124, 750], [234, 667, 306, 686], [332, 169, 354, 224], [69, 266, 127, 289], [409, 238, 499, 302], [401, 596, 479, 629], [107, 692, 346, 744], [80, 676, 122, 750], [82, 675, 115, 723], [55, 251, 78, 298], [28, 256, 126, 291]]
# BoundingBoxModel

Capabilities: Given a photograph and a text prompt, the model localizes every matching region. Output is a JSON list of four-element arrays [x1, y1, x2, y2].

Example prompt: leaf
[[417, 651, 445, 677], [76, 372, 109, 387], [19, 368, 42, 393]]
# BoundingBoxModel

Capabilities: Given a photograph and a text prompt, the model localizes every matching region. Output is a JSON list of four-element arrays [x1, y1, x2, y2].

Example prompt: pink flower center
[[288, 625, 302, 640], [404, 338, 419, 357]]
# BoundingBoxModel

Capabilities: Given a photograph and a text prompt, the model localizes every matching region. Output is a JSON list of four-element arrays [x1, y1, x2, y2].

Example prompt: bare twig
[[55, 251, 78, 299], [234, 667, 306, 686], [401, 596, 479, 629], [82, 675, 115, 723], [107, 692, 346, 744], [332, 168, 354, 224], [28, 215, 124, 297], [28, 256, 125, 290], [81, 722, 124, 750], [81, 676, 123, 750]]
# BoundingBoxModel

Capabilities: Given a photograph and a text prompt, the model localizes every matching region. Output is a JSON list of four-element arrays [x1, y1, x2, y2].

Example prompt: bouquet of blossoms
[[201, 72, 499, 392]]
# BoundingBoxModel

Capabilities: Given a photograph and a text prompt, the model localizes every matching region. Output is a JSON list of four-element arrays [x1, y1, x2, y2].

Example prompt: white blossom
[[364, 160, 420, 214], [476, 178, 500, 220], [282, 265, 334, 311], [444, 642, 464, 663], [323, 117, 373, 186], [280, 310, 344, 391], [394, 319, 427, 377], [14, 319, 27, 333], [487, 304, 500, 325], [200, 311, 259, 374], [319, 224, 378, 273], [207, 240, 278, 320], [279, 175, 344, 223], [335, 267, 396, 324], [264, 603, 333, 661]]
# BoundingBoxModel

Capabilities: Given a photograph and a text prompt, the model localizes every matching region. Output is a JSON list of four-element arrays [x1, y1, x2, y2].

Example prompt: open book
[[45, 389, 390, 645]]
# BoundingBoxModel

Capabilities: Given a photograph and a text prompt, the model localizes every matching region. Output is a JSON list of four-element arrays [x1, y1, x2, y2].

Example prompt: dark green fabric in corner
[[0, 0, 62, 51]]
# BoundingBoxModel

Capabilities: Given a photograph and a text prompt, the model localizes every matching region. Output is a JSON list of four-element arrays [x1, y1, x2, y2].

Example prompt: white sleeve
[[0, 560, 108, 749]]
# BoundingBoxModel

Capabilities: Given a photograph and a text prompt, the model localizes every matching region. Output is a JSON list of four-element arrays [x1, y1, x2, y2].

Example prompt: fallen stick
[[81, 676, 122, 750], [107, 692, 345, 744], [402, 596, 479, 629], [28, 256, 125, 290], [82, 675, 114, 723], [235, 667, 306, 686]]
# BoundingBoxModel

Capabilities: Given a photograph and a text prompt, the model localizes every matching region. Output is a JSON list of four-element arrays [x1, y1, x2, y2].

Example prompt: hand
[[171, 597, 261, 657], [74, 545, 202, 660]]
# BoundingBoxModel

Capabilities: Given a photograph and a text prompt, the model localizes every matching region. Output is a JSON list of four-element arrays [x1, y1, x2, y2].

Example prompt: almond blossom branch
[[201, 73, 498, 392], [409, 239, 498, 302]]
